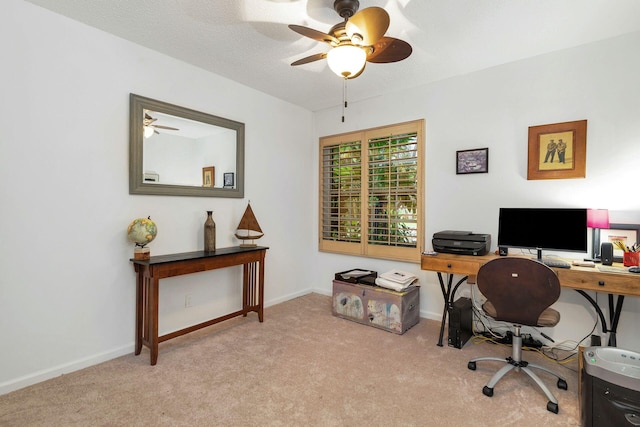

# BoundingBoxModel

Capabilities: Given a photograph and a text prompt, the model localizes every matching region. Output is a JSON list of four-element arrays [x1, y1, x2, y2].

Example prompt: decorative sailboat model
[[234, 202, 264, 247]]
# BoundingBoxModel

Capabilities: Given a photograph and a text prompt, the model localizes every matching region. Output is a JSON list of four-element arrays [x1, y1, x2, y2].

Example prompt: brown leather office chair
[[467, 257, 568, 414]]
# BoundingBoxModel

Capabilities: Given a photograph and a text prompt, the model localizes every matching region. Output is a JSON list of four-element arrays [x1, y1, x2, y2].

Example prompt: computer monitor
[[498, 208, 587, 259]]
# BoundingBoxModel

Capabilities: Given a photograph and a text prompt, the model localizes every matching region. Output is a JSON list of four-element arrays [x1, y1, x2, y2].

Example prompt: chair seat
[[483, 301, 560, 327]]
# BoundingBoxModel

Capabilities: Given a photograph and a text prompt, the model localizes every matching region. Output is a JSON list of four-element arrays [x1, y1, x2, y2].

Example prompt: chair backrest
[[477, 257, 561, 326]]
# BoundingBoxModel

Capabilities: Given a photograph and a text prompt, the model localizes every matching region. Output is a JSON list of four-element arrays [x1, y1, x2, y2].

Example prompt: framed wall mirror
[[129, 94, 244, 197]]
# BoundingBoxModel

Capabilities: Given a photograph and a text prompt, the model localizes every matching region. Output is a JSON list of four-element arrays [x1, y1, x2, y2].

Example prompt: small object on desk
[[422, 251, 438, 256], [597, 265, 629, 273], [539, 258, 571, 269], [629, 266, 640, 273], [623, 251, 640, 267], [573, 260, 596, 267]]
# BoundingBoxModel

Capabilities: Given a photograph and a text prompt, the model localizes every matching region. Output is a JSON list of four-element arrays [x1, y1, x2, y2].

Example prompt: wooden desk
[[421, 252, 640, 347], [131, 246, 268, 365]]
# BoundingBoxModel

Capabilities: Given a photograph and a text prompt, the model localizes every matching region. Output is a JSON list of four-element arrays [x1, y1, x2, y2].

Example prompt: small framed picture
[[143, 172, 159, 183], [223, 172, 234, 188], [456, 148, 489, 174], [527, 120, 587, 180], [202, 166, 215, 187], [601, 224, 640, 262]]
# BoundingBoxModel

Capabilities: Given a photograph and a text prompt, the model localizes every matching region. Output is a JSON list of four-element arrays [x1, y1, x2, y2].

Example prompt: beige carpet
[[0, 293, 580, 426]]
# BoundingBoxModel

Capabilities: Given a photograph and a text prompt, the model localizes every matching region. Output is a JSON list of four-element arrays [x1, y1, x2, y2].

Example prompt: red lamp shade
[[587, 209, 610, 229]]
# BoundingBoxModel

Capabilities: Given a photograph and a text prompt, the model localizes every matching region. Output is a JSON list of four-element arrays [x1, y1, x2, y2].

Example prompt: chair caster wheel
[[547, 401, 559, 414], [557, 378, 568, 390], [468, 361, 476, 370], [482, 386, 494, 397]]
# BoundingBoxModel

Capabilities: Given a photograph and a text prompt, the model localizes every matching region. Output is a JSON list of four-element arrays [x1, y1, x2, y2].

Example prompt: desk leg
[[575, 290, 625, 347], [436, 273, 469, 347], [436, 273, 453, 347], [607, 294, 624, 347]]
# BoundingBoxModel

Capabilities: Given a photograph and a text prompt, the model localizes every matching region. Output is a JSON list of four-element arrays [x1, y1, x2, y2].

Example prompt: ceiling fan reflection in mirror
[[143, 110, 179, 138], [288, 0, 412, 79]]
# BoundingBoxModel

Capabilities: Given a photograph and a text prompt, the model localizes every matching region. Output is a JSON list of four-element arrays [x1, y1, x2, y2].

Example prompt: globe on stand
[[127, 216, 157, 260]]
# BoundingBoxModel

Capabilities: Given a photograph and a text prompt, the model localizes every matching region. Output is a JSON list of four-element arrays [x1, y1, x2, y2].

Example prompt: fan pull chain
[[342, 77, 348, 123]]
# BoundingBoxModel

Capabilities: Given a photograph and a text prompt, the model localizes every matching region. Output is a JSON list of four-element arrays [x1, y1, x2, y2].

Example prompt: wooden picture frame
[[202, 166, 215, 187], [601, 223, 640, 262], [456, 148, 489, 175], [223, 172, 234, 188], [527, 120, 587, 180]]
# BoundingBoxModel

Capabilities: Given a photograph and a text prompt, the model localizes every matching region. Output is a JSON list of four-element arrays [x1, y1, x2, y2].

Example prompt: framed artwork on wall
[[527, 120, 587, 180], [202, 166, 215, 187], [456, 148, 489, 174]]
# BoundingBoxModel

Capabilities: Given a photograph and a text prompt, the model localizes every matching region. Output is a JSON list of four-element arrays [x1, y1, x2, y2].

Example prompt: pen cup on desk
[[623, 252, 640, 267]]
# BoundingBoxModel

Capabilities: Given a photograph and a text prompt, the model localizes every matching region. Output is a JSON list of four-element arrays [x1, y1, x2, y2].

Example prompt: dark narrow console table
[[130, 246, 268, 365]]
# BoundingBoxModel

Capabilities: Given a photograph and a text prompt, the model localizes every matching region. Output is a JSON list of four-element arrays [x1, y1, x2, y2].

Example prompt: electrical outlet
[[185, 294, 192, 308]]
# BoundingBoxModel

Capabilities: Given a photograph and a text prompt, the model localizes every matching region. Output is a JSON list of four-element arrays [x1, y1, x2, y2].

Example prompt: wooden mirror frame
[[129, 94, 245, 198]]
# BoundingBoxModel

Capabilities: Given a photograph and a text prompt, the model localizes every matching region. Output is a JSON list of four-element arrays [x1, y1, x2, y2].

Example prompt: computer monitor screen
[[498, 208, 587, 253]]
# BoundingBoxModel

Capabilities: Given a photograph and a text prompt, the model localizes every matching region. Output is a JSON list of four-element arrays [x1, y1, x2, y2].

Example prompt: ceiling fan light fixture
[[327, 45, 366, 78], [143, 125, 154, 138], [350, 32, 364, 46]]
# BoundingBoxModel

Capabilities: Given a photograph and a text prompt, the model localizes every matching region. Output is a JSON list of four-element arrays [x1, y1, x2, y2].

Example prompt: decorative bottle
[[204, 211, 216, 252]]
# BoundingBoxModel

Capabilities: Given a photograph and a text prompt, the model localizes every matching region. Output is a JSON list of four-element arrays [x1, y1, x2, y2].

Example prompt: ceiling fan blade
[[288, 24, 338, 45], [346, 7, 390, 46], [291, 52, 328, 66], [144, 113, 158, 124], [152, 125, 179, 131], [366, 37, 412, 63]]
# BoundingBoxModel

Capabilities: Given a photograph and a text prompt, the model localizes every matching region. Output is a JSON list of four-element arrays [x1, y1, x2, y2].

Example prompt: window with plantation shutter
[[319, 120, 424, 262]]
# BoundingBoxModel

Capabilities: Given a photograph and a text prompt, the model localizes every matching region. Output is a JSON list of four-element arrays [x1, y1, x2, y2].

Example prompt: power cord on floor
[[467, 278, 599, 371]]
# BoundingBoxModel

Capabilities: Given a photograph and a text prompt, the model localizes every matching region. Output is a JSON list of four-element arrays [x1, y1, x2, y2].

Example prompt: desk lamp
[[587, 209, 610, 261]]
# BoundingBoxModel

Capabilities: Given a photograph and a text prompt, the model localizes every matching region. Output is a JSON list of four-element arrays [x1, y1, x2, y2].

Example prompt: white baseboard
[[0, 344, 132, 396]]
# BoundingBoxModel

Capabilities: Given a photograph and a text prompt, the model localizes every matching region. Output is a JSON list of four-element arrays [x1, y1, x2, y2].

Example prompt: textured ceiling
[[22, 0, 640, 111]]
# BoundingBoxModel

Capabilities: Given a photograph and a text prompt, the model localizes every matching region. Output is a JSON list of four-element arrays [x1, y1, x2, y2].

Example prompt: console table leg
[[258, 255, 265, 322], [134, 266, 143, 356], [150, 277, 159, 365], [242, 263, 249, 317]]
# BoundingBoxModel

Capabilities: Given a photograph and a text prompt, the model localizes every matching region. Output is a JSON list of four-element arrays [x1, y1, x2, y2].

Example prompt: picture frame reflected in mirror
[[224, 172, 235, 188], [202, 166, 214, 187]]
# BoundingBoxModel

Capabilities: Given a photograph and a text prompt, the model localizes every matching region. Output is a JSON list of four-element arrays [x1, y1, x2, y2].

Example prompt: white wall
[[313, 32, 640, 351], [0, 0, 314, 394]]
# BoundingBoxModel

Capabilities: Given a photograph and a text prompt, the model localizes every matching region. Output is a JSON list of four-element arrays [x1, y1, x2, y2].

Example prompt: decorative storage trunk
[[332, 280, 420, 334]]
